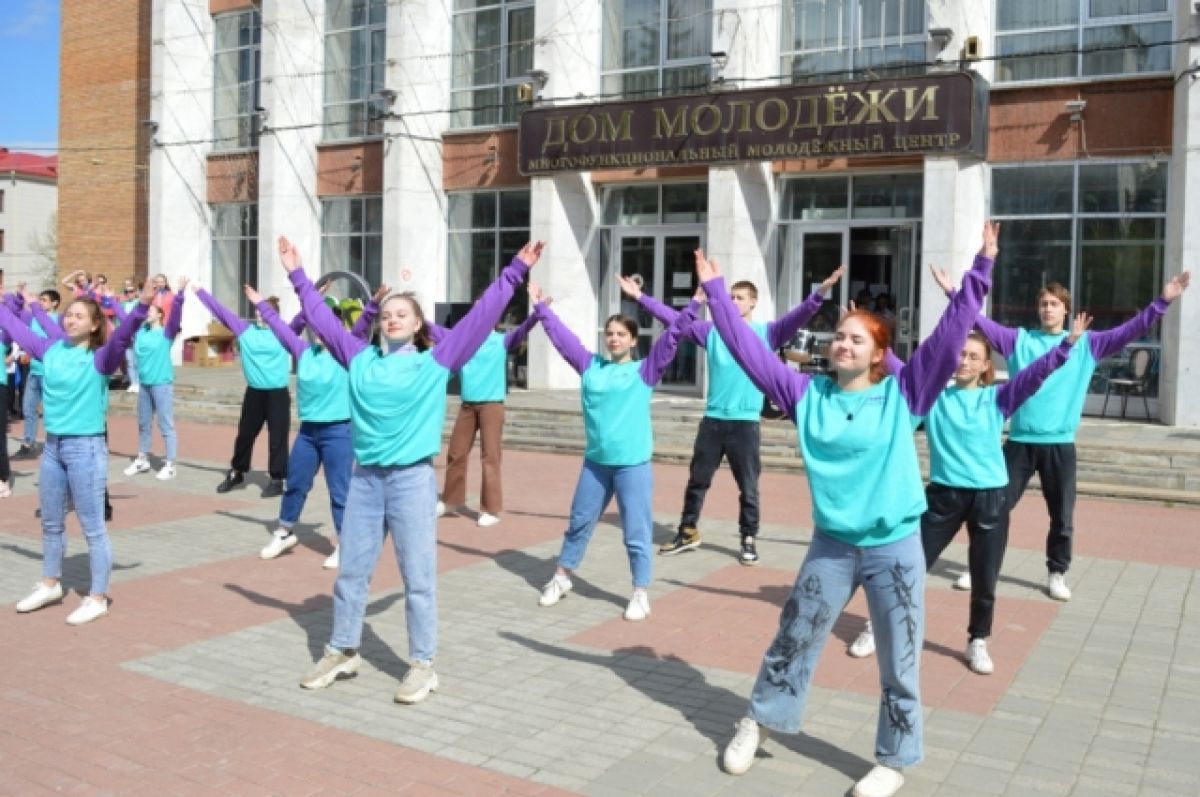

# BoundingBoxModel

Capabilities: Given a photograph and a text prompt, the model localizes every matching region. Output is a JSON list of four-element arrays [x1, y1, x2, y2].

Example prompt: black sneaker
[[216, 470, 245, 494], [261, 479, 284, 499], [13, 444, 36, 460], [739, 535, 759, 566], [659, 526, 701, 555]]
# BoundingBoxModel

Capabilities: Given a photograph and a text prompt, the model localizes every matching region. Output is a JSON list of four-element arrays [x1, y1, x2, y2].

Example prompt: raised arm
[[620, 275, 709, 346], [698, 254, 810, 420], [639, 298, 700, 386], [350, 285, 386, 341], [426, 321, 449, 345], [287, 312, 308, 337], [1089, 272, 1189, 360], [996, 314, 1091, 418], [767, 264, 845, 349], [94, 283, 153, 374], [532, 295, 592, 375], [248, 285, 307, 360], [504, 312, 540, 351], [0, 301, 53, 360], [936, 263, 1018, 357], [29, 301, 67, 342], [897, 223, 998, 415], [194, 287, 250, 336], [111, 298, 129, 324], [163, 291, 186, 341], [433, 244, 540, 372]]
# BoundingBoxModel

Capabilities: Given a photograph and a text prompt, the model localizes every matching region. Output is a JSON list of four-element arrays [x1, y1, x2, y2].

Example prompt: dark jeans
[[680, 417, 761, 536], [1004, 440, 1077, 574], [921, 484, 1009, 640], [231, 387, 291, 480], [0, 384, 10, 482], [279, 420, 352, 535]]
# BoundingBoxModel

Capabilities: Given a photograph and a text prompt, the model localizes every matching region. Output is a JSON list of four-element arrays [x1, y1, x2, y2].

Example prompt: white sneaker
[[323, 546, 340, 570], [538, 575, 572, 607], [156, 462, 177, 481], [852, 765, 905, 797], [1048, 572, 1072, 601], [624, 590, 651, 621], [394, 660, 439, 704], [849, 621, 876, 658], [66, 596, 109, 626], [260, 530, 299, 560], [0, 480, 10, 498], [126, 384, 140, 394], [953, 571, 972, 591], [436, 501, 446, 517], [123, 456, 151, 476], [16, 581, 64, 613], [723, 717, 767, 775], [477, 512, 501, 527], [967, 638, 994, 675]]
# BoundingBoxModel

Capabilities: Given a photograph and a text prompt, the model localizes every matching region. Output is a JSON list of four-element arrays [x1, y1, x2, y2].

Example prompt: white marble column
[[919, 157, 987, 341]]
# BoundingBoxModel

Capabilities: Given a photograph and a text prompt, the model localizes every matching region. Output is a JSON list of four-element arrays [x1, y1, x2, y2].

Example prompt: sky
[[0, 0, 60, 153]]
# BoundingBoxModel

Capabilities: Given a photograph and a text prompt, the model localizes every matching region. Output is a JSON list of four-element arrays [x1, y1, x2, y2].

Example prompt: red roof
[[0, 148, 58, 180]]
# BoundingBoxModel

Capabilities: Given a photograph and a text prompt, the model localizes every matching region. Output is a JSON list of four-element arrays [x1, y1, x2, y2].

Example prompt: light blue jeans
[[137, 383, 177, 461], [331, 459, 437, 662], [125, 348, 139, 387], [748, 529, 925, 768], [40, 434, 112, 595], [558, 459, 653, 588], [22, 372, 43, 445]]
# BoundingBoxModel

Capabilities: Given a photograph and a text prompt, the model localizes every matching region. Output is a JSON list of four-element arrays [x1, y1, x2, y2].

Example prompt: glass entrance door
[[615, 230, 704, 390]]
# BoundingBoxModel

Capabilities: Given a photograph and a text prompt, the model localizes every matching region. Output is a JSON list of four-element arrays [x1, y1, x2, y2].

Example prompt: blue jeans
[[749, 529, 925, 768], [22, 373, 43, 445], [279, 420, 352, 535], [137, 383, 177, 461], [40, 434, 112, 595], [558, 459, 653, 589], [331, 460, 437, 662]]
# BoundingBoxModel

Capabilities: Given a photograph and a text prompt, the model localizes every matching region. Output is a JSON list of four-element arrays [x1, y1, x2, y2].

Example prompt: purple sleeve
[[289, 268, 366, 368], [640, 299, 700, 386], [258, 300, 308, 360], [638, 293, 709, 347], [703, 277, 810, 420], [0, 303, 52, 360], [996, 339, 1072, 419], [1088, 297, 1169, 361], [194, 288, 250, 336], [3, 293, 23, 313], [288, 312, 308, 337], [503, 313, 539, 351], [94, 302, 149, 374], [433, 256, 531, 372], [534, 302, 592, 375], [883, 349, 905, 376], [426, 322, 449, 345], [972, 313, 1018, 358], [111, 300, 128, 324], [897, 254, 994, 416], [29, 303, 67, 342], [351, 299, 379, 341], [163, 293, 185, 341], [767, 291, 825, 349]]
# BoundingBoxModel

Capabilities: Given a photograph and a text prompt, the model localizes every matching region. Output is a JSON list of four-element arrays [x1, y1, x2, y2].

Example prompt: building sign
[[518, 72, 987, 176]]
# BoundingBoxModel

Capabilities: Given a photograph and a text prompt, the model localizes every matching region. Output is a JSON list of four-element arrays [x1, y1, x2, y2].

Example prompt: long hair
[[380, 293, 432, 351], [604, 313, 640, 360], [966, 331, 996, 386], [838, 309, 890, 384], [69, 298, 109, 351]]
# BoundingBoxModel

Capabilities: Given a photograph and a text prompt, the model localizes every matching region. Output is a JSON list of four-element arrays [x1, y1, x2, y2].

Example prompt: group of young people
[[1, 222, 1190, 797]]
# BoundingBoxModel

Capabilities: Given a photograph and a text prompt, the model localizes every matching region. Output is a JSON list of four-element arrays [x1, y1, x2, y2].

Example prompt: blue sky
[[0, 0, 59, 152]]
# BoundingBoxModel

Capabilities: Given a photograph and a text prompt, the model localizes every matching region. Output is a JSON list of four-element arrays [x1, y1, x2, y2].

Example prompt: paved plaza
[[1, 412, 1198, 796]]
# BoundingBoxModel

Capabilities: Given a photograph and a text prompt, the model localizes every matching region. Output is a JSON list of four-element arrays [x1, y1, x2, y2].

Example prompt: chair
[[1100, 347, 1155, 420]]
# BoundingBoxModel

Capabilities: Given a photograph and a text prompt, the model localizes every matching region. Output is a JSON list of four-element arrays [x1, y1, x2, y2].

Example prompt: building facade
[[0, 149, 58, 290], [117, 1, 1198, 423]]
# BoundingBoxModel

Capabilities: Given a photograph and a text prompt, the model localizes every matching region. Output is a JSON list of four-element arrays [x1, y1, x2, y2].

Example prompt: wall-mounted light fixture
[[1065, 99, 1087, 123], [929, 27, 953, 52], [710, 50, 729, 85]]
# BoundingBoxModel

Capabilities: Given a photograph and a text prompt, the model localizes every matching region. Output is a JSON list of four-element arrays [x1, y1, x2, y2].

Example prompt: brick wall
[[59, 0, 153, 283]]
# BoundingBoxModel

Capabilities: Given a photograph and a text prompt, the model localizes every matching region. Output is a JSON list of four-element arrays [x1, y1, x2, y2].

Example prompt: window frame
[[212, 9, 263, 153], [323, 0, 389, 142], [600, 0, 714, 100], [446, 188, 532, 322], [320, 195, 384, 288], [210, 202, 259, 318], [449, 0, 536, 130], [780, 0, 929, 84]]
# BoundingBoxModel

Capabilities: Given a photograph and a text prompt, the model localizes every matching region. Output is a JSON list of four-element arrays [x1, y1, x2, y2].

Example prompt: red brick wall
[[316, 142, 384, 196], [207, 153, 259, 203], [210, 0, 257, 14], [59, 0, 153, 281]]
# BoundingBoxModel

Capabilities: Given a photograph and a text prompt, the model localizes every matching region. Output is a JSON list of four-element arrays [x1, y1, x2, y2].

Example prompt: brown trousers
[[442, 401, 505, 514]]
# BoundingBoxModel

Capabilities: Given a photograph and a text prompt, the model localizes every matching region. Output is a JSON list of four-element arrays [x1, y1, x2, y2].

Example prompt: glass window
[[600, 183, 708, 226], [994, 0, 1172, 83], [321, 196, 383, 287], [447, 189, 531, 322], [211, 203, 259, 317], [213, 10, 261, 151], [324, 0, 388, 140], [450, 1, 535, 128], [782, 176, 849, 220], [782, 0, 927, 83], [602, 1, 713, 99]]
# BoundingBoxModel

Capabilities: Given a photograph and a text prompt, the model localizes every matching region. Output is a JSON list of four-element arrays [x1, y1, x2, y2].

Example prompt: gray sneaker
[[394, 660, 439, 704], [300, 646, 361, 689]]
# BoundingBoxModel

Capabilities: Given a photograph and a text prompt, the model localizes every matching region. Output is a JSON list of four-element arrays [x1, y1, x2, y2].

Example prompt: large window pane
[[213, 10, 261, 151], [447, 190, 532, 322], [1082, 21, 1171, 77], [997, 0, 1078, 31], [992, 166, 1075, 216], [211, 203, 258, 318], [662, 183, 708, 223], [991, 219, 1074, 329], [1090, 0, 1166, 18], [1078, 217, 1164, 333], [603, 0, 711, 98], [1078, 163, 1167, 214], [450, 1, 535, 129], [322, 197, 383, 285], [995, 30, 1077, 82], [324, 5, 385, 139], [782, 177, 849, 220], [784, 0, 923, 83]]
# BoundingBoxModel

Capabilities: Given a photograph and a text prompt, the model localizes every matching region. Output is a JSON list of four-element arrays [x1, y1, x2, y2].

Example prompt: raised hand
[[693, 284, 707, 304], [617, 274, 643, 300], [243, 284, 264, 305], [516, 240, 545, 268], [694, 248, 720, 283], [278, 236, 302, 273], [372, 283, 391, 304], [819, 264, 846, 296], [528, 282, 545, 305], [1163, 271, 1191, 302], [980, 221, 1000, 259], [929, 263, 954, 294], [176, 275, 190, 293], [1068, 312, 1093, 344]]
